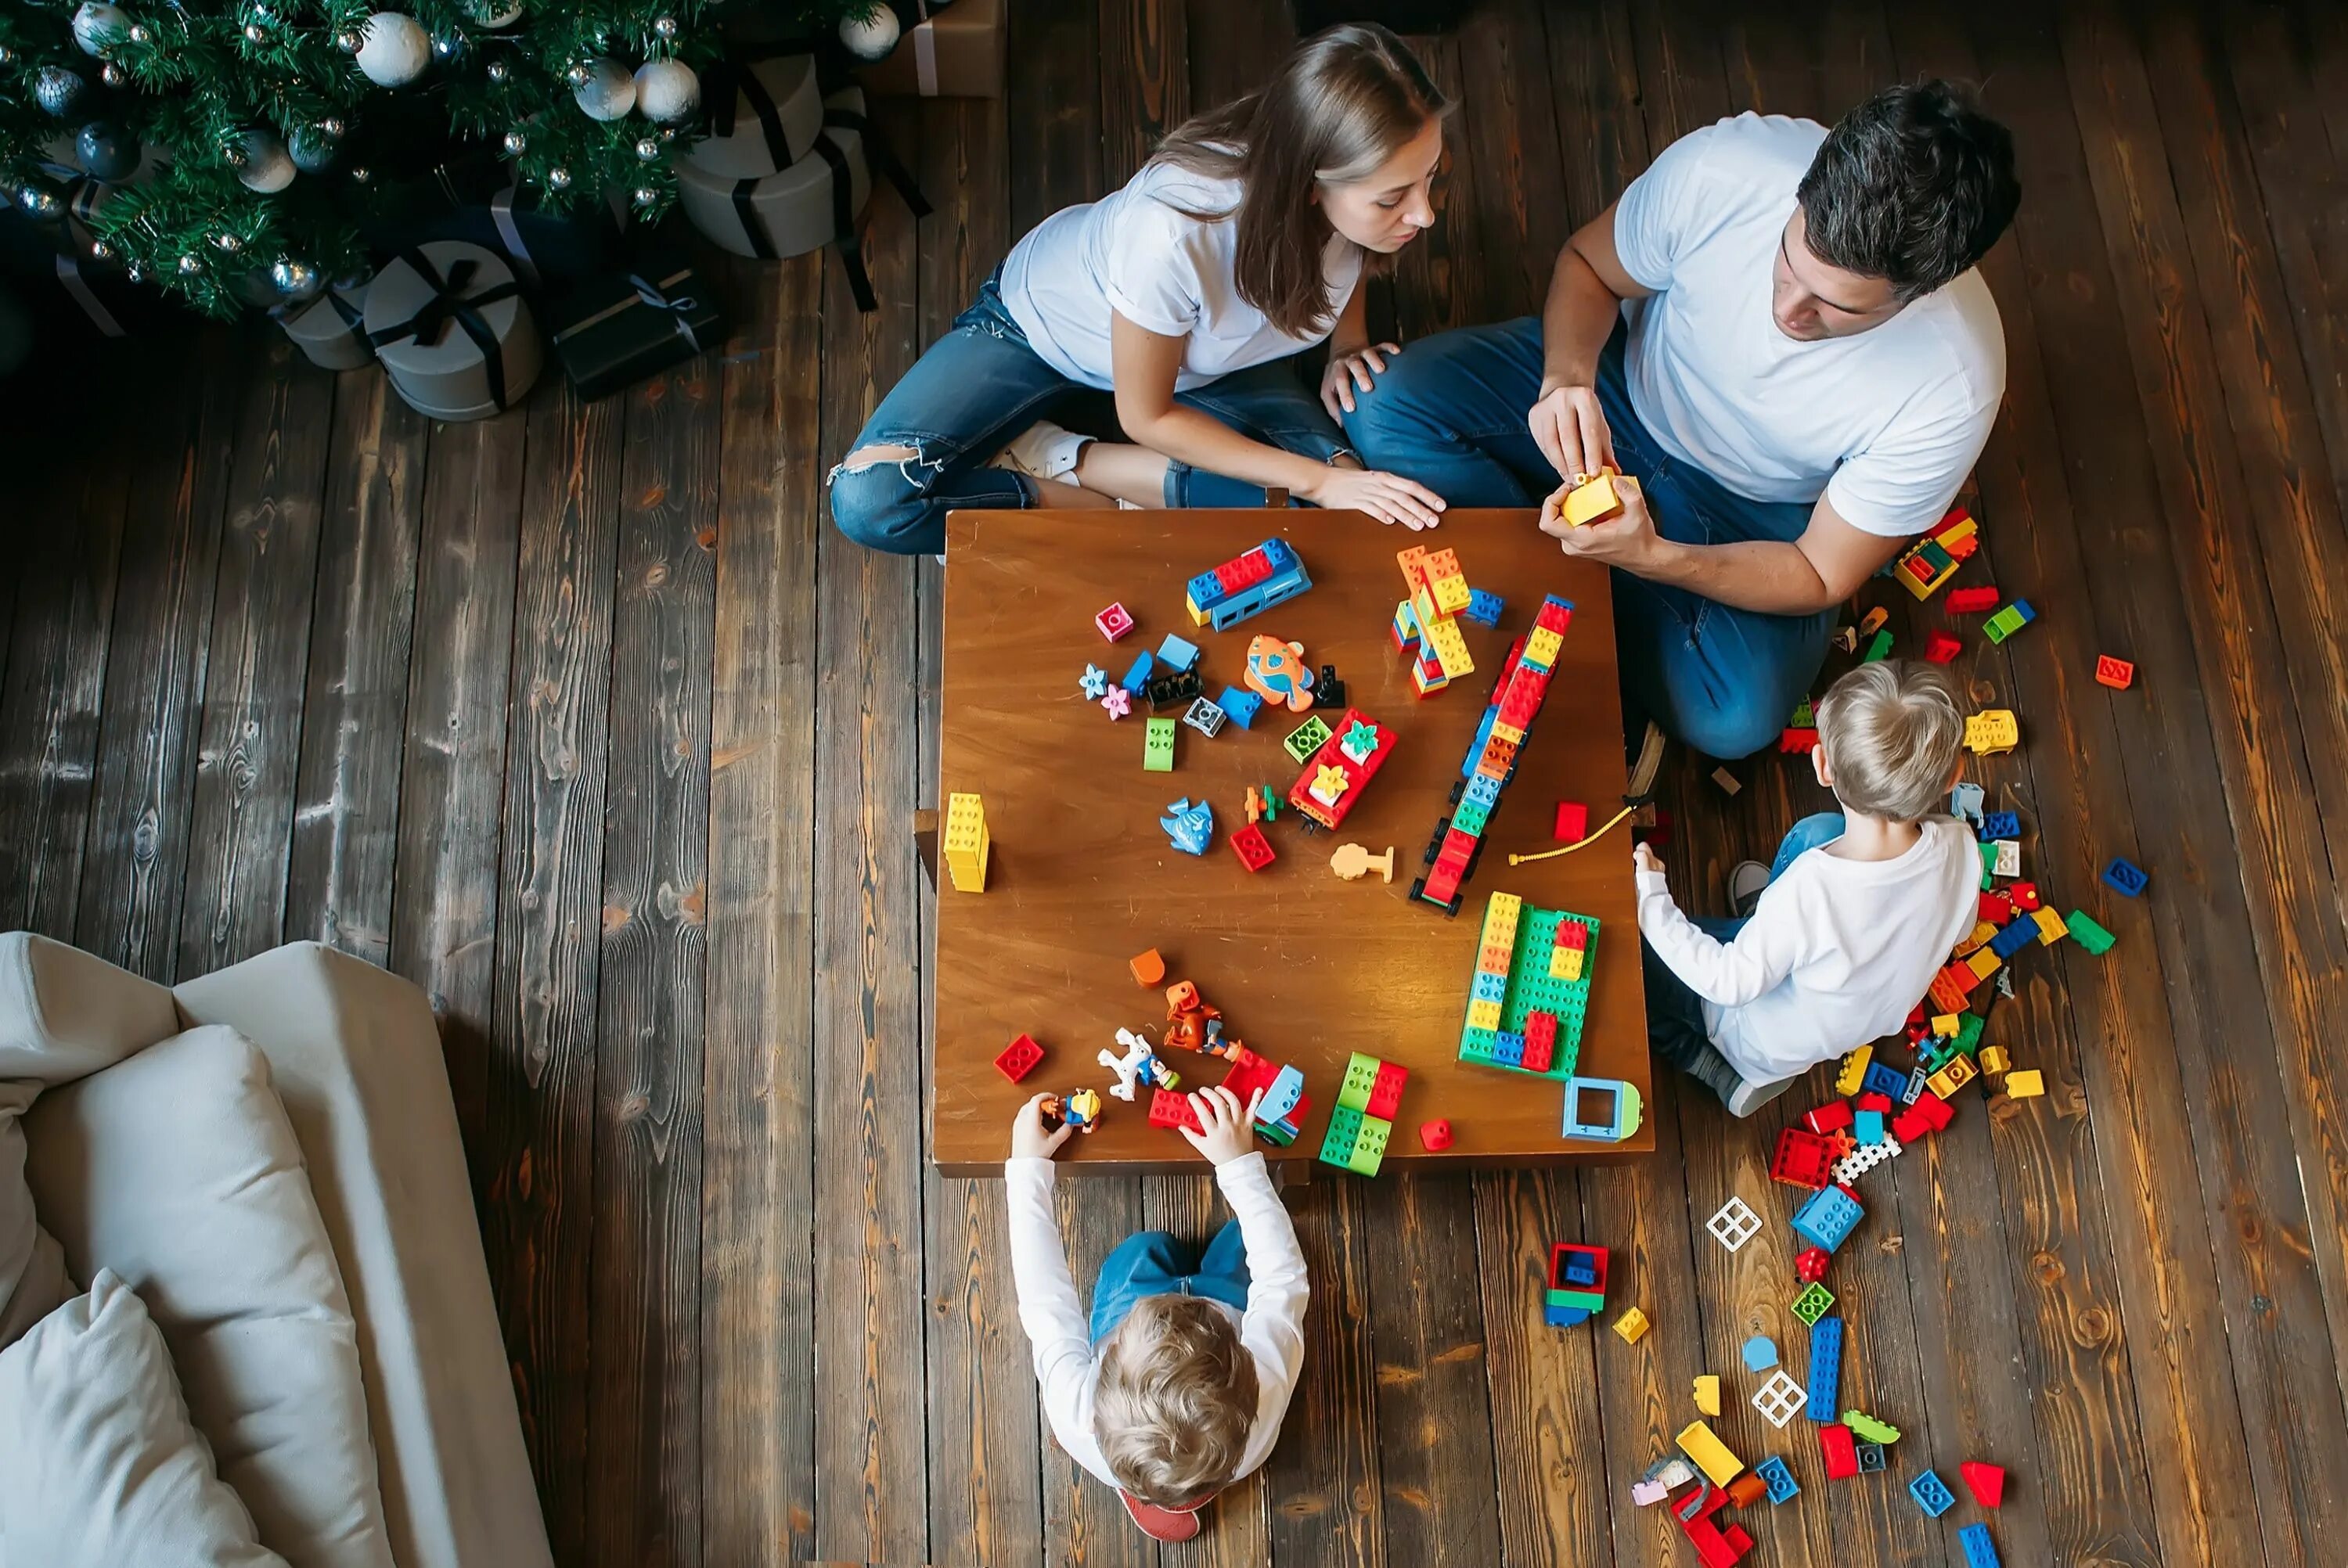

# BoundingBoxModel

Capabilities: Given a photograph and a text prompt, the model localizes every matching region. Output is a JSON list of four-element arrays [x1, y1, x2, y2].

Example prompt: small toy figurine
[[1162, 980, 1223, 1053], [1098, 1027, 1181, 1102], [1329, 843, 1395, 883], [1041, 1088, 1104, 1133], [1243, 635, 1316, 713]]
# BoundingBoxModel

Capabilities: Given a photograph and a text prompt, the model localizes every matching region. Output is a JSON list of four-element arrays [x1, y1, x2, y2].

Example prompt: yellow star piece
[[1309, 763, 1350, 808]]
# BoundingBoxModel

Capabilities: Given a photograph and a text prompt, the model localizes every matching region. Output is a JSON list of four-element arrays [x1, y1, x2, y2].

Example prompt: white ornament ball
[[355, 12, 432, 87], [632, 58, 700, 124], [473, 0, 524, 26], [235, 129, 296, 192], [72, 2, 131, 56], [572, 57, 636, 121], [838, 6, 901, 61]]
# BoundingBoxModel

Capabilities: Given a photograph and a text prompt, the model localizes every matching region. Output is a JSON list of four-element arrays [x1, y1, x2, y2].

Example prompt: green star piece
[[1341, 718, 1379, 762]]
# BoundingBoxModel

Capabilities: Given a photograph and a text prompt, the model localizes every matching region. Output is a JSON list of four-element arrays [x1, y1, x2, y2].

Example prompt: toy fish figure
[[1244, 635, 1316, 713], [1158, 796, 1214, 856]]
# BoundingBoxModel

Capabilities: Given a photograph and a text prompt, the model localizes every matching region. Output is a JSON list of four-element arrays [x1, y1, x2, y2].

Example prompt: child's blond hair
[[1093, 1294, 1259, 1507], [1814, 660, 1962, 822]]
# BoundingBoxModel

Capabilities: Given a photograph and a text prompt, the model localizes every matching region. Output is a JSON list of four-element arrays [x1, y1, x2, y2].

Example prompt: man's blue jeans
[[1089, 1221, 1251, 1345], [829, 273, 1353, 556], [1341, 319, 1834, 760], [1641, 811, 1846, 1099]]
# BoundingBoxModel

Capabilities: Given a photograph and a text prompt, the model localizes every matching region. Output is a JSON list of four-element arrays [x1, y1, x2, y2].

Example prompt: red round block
[[1418, 1118, 1453, 1152]]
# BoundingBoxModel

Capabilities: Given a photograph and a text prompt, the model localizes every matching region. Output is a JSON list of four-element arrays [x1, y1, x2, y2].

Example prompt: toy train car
[[1186, 538, 1313, 631], [1284, 707, 1397, 831]]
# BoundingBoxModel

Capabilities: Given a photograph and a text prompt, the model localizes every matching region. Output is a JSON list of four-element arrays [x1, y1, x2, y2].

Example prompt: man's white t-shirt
[[1612, 112, 2006, 536], [1637, 817, 1982, 1082], [999, 160, 1364, 393]]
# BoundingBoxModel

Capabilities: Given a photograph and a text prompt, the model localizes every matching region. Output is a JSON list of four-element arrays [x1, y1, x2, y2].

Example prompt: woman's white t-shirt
[[998, 160, 1364, 393]]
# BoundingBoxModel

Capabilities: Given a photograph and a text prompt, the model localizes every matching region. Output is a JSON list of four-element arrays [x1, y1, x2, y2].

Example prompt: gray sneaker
[[1730, 860, 1771, 919], [1727, 1074, 1797, 1119]]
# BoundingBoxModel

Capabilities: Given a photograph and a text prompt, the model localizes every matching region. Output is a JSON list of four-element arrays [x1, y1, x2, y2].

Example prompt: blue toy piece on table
[[1957, 1523, 2002, 1567], [1909, 1469, 1957, 1517], [1185, 538, 1313, 631], [1158, 797, 1214, 856], [1792, 1184, 1864, 1252], [1756, 1455, 1799, 1504]]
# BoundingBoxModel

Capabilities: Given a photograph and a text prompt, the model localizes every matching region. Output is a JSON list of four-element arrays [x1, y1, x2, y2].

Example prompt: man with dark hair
[[1345, 81, 2019, 762]]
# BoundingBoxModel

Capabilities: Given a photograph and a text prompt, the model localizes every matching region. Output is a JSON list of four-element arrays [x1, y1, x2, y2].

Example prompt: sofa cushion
[[0, 1081, 73, 1350], [0, 1268, 289, 1568], [0, 930, 178, 1084], [23, 1026, 394, 1568]]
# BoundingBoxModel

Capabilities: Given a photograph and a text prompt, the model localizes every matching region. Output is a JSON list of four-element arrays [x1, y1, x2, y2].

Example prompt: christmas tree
[[0, 0, 880, 318]]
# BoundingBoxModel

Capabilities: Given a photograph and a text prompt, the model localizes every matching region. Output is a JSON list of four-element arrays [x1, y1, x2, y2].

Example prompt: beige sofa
[[0, 933, 553, 1568]]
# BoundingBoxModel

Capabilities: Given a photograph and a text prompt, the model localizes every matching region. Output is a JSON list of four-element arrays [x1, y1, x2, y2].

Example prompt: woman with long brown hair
[[829, 23, 1451, 555]]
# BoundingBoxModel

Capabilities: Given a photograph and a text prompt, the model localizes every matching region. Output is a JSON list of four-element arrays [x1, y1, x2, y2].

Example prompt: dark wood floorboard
[[6, 4, 2346, 1565]]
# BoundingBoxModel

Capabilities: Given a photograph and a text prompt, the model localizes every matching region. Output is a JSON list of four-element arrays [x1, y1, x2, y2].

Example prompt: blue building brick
[[1909, 1469, 1956, 1517], [1806, 1315, 1842, 1421]]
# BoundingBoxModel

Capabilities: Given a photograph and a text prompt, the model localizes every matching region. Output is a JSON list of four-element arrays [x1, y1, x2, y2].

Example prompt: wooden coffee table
[[932, 509, 1653, 1176]]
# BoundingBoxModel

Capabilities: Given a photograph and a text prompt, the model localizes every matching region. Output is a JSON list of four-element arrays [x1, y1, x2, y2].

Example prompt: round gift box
[[283, 279, 376, 372], [682, 52, 825, 181], [677, 85, 872, 263], [362, 239, 542, 421]]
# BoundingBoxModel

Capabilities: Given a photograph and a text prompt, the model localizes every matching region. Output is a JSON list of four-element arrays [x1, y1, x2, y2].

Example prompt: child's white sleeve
[[1635, 865, 1810, 1007], [1003, 1156, 1115, 1487], [1216, 1152, 1309, 1475]]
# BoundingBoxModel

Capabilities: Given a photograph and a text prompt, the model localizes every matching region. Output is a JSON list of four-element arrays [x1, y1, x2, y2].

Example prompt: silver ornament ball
[[125, 262, 144, 282], [321, 117, 345, 138], [349, 164, 372, 183], [502, 129, 528, 155], [72, 2, 132, 56], [100, 61, 126, 87], [839, 5, 902, 61], [337, 29, 361, 52], [0, 45, 13, 68], [178, 254, 200, 275], [573, 57, 636, 121], [545, 165, 571, 189], [36, 66, 91, 118], [632, 57, 700, 124], [89, 239, 113, 261], [214, 232, 242, 253], [635, 136, 659, 161], [474, 0, 525, 27], [128, 24, 149, 43], [354, 11, 431, 86], [485, 59, 507, 81], [632, 186, 657, 208], [565, 62, 592, 87], [15, 185, 62, 221], [653, 15, 678, 38], [245, 23, 266, 42], [271, 257, 323, 302]]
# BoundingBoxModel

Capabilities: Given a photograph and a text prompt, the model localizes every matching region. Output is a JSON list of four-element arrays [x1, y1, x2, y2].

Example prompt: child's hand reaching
[[1633, 842, 1662, 877], [1179, 1084, 1264, 1166], [1010, 1092, 1076, 1160]]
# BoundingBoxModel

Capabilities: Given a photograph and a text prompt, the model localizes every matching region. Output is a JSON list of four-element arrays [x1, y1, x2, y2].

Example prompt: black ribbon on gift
[[807, 137, 872, 311], [367, 248, 522, 412], [553, 269, 708, 355], [822, 106, 933, 221], [321, 288, 373, 358], [704, 41, 823, 171]]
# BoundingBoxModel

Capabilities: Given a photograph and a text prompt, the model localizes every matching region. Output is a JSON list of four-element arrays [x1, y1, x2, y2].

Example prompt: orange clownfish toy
[[1244, 635, 1315, 714]]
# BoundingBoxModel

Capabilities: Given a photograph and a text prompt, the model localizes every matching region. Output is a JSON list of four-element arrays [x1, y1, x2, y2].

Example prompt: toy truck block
[[1756, 1455, 1800, 1504], [2094, 654, 2135, 689], [1229, 822, 1276, 872], [1958, 1524, 2003, 1568], [1096, 602, 1135, 642], [1143, 717, 1177, 772], [1676, 1420, 1745, 1487], [1962, 1460, 2008, 1508], [1129, 948, 1165, 987], [1612, 1307, 1650, 1344], [1806, 1314, 1844, 1421], [1925, 629, 1962, 663], [1554, 800, 1589, 842], [1212, 685, 1262, 729], [1147, 1087, 1203, 1133], [943, 793, 990, 893], [2102, 856, 2148, 896], [1910, 1469, 1957, 1517], [2003, 1069, 2045, 1099], [1946, 584, 2001, 613], [1559, 469, 1625, 527], [1419, 1118, 1453, 1152], [995, 1033, 1044, 1083]]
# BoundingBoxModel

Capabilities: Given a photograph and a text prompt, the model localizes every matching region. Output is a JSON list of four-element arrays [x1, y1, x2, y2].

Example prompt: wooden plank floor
[[5, 2, 2346, 1563]]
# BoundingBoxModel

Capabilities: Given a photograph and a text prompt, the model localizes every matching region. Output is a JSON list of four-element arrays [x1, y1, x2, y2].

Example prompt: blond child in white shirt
[[1636, 660, 1980, 1115], [1005, 1084, 1308, 1543]]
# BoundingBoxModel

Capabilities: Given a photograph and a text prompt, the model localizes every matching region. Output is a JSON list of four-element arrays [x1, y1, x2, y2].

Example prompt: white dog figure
[[1097, 1027, 1180, 1102]]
